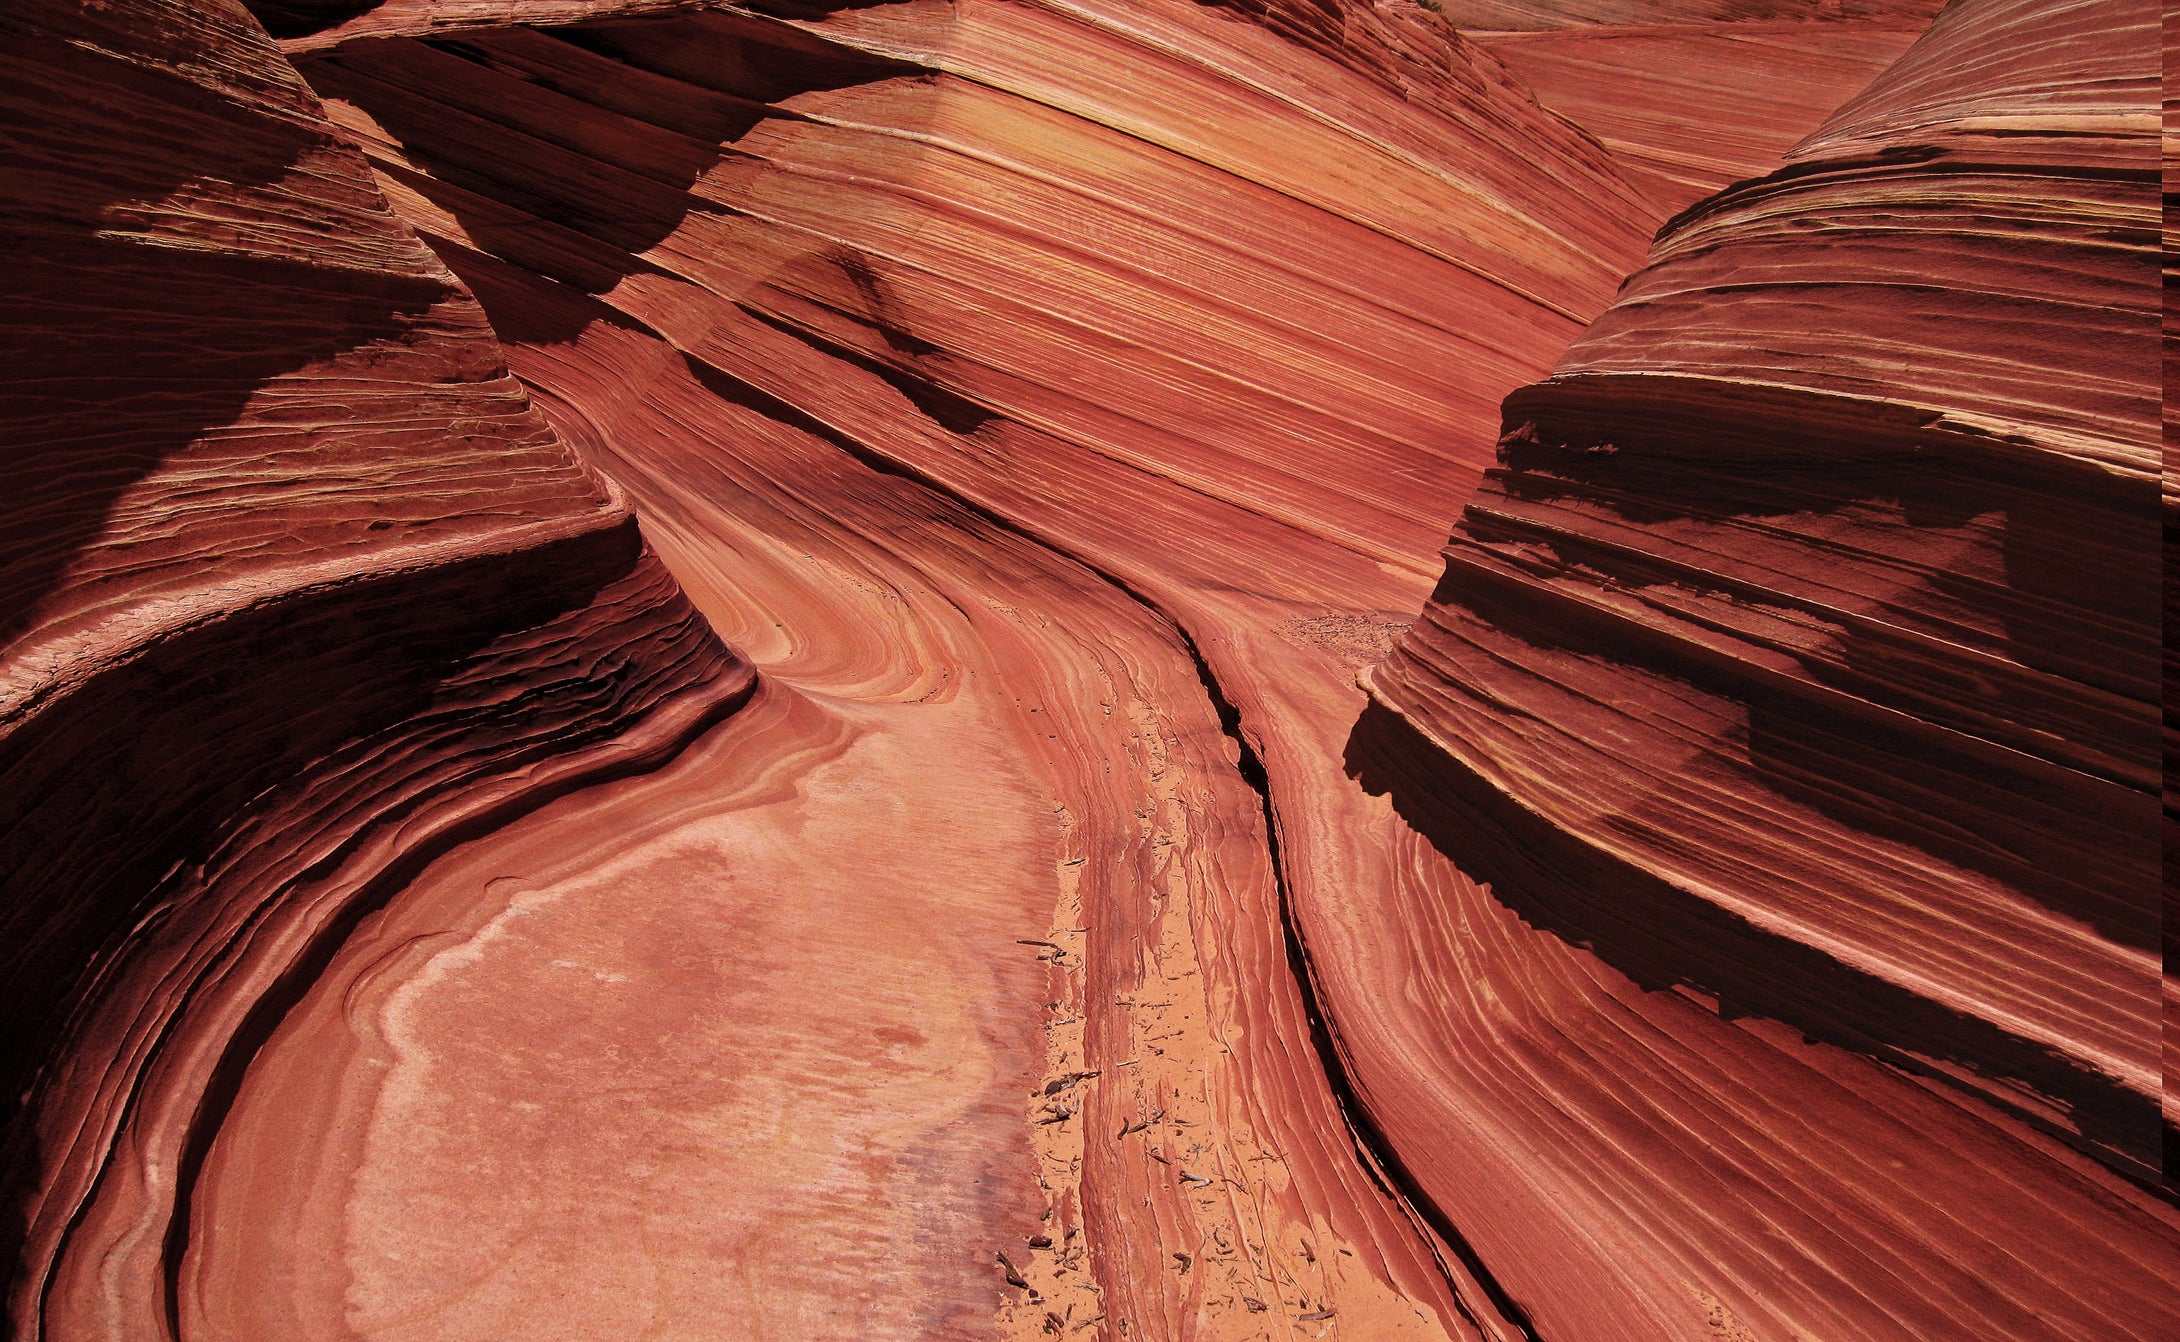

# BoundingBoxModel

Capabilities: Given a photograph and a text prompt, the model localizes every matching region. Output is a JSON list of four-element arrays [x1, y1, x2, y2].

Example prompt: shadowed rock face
[[1368, 0, 2171, 1290], [4, 0, 2174, 1339], [0, 0, 750, 1333]]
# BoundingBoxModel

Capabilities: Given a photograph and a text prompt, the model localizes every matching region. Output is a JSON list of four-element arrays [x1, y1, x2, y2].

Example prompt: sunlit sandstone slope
[[3, 0, 2173, 1339], [1466, 2, 1945, 212]]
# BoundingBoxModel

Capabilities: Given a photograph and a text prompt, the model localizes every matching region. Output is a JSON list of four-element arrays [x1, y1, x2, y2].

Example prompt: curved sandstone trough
[[2, 0, 2172, 1338]]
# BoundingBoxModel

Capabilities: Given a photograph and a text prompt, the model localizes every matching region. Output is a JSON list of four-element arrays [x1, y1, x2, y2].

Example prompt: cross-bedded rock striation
[[3, 0, 2173, 1338], [1372, 0, 2164, 1184], [0, 1, 749, 1333]]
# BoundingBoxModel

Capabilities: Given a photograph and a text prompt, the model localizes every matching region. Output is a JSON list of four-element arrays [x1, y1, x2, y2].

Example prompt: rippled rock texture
[[0, 0, 749, 1334], [1369, 0, 2174, 1328], [5, 0, 2174, 1338]]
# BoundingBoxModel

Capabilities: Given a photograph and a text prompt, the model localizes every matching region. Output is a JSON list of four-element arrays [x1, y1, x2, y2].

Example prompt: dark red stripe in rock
[[1368, 2, 2173, 1333], [1, 1, 749, 1334]]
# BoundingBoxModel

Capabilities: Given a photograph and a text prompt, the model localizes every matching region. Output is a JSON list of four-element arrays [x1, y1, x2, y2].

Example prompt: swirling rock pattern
[[0, 0, 748, 1334], [4, 0, 2173, 1338], [252, 3, 1658, 1336]]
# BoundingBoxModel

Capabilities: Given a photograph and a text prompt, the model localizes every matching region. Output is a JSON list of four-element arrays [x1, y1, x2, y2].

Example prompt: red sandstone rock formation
[[3, 0, 2172, 1338], [0, 0, 748, 1333], [249, 5, 1651, 1335], [2163, 0, 2180, 1163], [1471, 7, 1941, 211], [1366, 0, 2173, 1330]]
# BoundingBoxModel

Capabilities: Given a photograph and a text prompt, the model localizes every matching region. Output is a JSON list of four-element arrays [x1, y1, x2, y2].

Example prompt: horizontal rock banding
[[1372, 0, 2164, 1181]]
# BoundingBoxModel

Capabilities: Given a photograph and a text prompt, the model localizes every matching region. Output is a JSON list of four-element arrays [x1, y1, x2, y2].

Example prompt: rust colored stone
[[4, 0, 2171, 1338]]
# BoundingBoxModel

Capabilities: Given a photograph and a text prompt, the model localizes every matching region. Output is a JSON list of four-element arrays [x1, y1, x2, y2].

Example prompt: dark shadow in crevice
[[242, 0, 386, 40], [1344, 699, 2167, 1186], [744, 301, 1000, 437], [0, 31, 451, 649], [294, 12, 919, 341]]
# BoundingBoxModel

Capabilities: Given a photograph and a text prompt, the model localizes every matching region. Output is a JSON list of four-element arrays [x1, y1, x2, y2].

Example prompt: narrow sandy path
[[179, 305, 1473, 1338]]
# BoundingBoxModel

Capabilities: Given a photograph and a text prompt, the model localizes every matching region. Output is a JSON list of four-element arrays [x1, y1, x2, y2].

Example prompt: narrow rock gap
[[1160, 616, 1548, 1342], [650, 346, 1543, 1337]]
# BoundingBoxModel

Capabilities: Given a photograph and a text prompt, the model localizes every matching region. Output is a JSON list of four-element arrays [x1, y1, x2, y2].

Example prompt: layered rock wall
[[4, 0, 2172, 1338], [1372, 0, 2164, 1190], [0, 2, 749, 1333]]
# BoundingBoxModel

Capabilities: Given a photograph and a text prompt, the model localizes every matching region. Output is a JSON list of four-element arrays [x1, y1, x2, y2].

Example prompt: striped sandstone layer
[[1370, 0, 2174, 1330], [283, 0, 2173, 1338], [6, 0, 2173, 1339], [254, 3, 1654, 1337], [0, 1, 749, 1335], [1475, 12, 1939, 213]]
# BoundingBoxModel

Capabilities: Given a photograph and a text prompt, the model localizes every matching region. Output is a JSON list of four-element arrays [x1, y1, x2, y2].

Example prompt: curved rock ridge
[[262, 0, 720, 47], [0, 0, 750, 1334], [253, 3, 1668, 1336], [1430, 0, 1943, 27], [276, 2, 2180, 1340], [1372, 0, 2164, 1192]]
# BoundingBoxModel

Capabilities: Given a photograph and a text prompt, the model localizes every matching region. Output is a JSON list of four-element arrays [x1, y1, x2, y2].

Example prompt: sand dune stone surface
[[2, 0, 2171, 1338]]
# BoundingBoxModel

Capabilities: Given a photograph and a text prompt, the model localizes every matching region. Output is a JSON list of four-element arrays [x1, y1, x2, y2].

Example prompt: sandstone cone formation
[[3, 0, 2172, 1339]]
